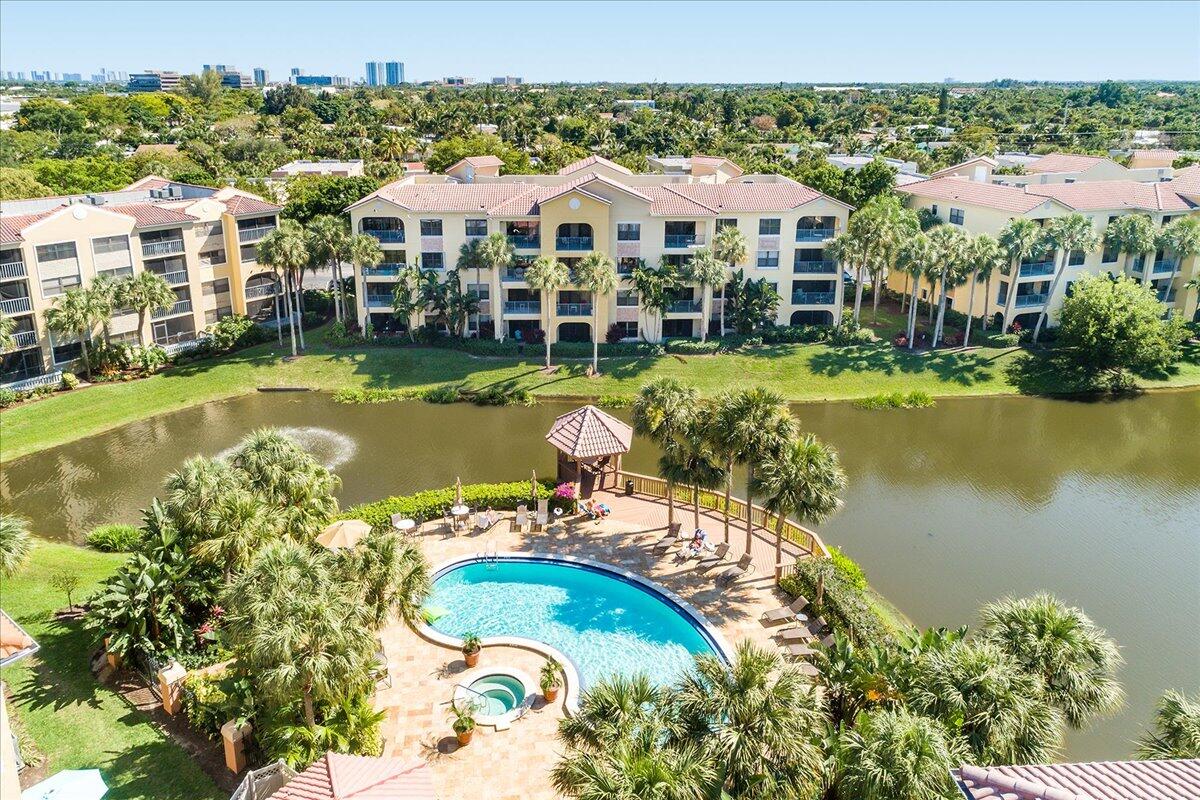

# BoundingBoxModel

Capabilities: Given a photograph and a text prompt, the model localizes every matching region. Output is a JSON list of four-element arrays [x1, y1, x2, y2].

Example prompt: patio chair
[[782, 642, 817, 659], [695, 541, 731, 570], [475, 511, 488, 531], [653, 522, 684, 554], [776, 626, 815, 643], [513, 504, 528, 532], [817, 634, 836, 648], [717, 553, 756, 585], [795, 661, 820, 678], [534, 499, 549, 531], [761, 597, 809, 625]]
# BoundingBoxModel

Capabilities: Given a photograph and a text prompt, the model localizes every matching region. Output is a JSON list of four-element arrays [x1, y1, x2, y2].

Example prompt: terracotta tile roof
[[446, 155, 504, 173], [364, 182, 539, 215], [669, 182, 835, 212], [123, 174, 172, 190], [272, 753, 434, 800], [898, 176, 1062, 213], [220, 194, 283, 216], [1026, 153, 1110, 174], [642, 186, 719, 216], [0, 210, 56, 244], [539, 172, 651, 205], [546, 405, 633, 459], [1132, 148, 1179, 159], [688, 155, 745, 177], [953, 759, 1200, 800], [558, 154, 634, 175], [107, 203, 197, 227], [1167, 165, 1200, 195], [1025, 180, 1195, 212]]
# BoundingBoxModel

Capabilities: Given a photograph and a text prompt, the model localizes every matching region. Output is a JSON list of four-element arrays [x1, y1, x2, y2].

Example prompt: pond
[[2, 389, 1197, 760]]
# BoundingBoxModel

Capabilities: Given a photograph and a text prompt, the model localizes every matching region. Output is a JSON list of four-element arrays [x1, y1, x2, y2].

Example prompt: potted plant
[[540, 658, 563, 703], [450, 700, 477, 746], [461, 632, 482, 667]]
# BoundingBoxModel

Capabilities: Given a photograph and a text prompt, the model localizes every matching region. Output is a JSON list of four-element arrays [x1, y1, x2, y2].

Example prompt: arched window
[[556, 223, 593, 251]]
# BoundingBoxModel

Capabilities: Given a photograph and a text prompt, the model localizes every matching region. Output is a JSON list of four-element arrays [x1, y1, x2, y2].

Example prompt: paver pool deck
[[375, 491, 809, 799]]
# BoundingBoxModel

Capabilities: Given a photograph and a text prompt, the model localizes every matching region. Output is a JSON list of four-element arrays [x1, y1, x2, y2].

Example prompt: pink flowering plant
[[554, 482, 577, 500]]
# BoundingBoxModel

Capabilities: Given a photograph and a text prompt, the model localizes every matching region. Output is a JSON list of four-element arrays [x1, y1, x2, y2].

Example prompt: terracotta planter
[[543, 686, 560, 703], [456, 728, 474, 746], [463, 649, 480, 667]]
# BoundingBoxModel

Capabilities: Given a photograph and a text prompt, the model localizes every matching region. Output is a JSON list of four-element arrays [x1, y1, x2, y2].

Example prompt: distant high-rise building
[[128, 71, 181, 92], [443, 76, 470, 87], [294, 74, 348, 87], [62, 73, 82, 82], [385, 61, 403, 85], [290, 67, 303, 77], [253, 68, 268, 86], [366, 61, 403, 86], [491, 76, 523, 86], [365, 61, 384, 86]]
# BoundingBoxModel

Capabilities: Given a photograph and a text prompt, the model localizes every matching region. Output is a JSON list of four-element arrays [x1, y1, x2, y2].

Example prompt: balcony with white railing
[[1018, 261, 1056, 278], [664, 233, 704, 249], [0, 296, 33, 315], [795, 228, 835, 243], [1152, 259, 1178, 275], [142, 238, 185, 258], [665, 299, 702, 313], [3, 330, 37, 350], [238, 224, 276, 244], [1, 371, 61, 393], [363, 265, 406, 277], [503, 300, 541, 314], [793, 260, 837, 274], [555, 236, 593, 251], [157, 270, 188, 285], [245, 284, 277, 299], [0, 258, 26, 279], [1014, 293, 1048, 308], [152, 299, 192, 318], [556, 302, 592, 316], [365, 295, 393, 308], [791, 291, 836, 305]]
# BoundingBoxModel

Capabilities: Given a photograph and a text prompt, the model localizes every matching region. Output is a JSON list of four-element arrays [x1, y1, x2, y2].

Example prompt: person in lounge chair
[[677, 529, 709, 561], [484, 506, 498, 527]]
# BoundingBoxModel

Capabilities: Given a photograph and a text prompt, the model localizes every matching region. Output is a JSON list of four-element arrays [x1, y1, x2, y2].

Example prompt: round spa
[[452, 667, 535, 727]]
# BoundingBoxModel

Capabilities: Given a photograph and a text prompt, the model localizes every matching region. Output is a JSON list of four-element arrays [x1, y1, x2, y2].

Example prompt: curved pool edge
[[416, 551, 735, 715]]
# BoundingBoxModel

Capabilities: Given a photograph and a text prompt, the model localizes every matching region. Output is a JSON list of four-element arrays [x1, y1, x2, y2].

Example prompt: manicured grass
[[3, 324, 1198, 461], [0, 542, 223, 800]]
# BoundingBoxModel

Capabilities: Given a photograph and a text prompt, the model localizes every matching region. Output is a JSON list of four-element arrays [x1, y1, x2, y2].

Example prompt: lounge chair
[[534, 499, 549, 531], [761, 597, 809, 625], [653, 522, 684, 554], [817, 634, 836, 648], [776, 627, 815, 643], [782, 642, 817, 659], [795, 662, 820, 678], [696, 542, 731, 570], [513, 504, 528, 531], [717, 553, 755, 585]]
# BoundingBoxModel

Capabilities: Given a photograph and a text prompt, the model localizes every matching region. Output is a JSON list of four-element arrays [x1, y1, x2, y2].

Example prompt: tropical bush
[[983, 332, 1020, 348], [0, 513, 33, 577], [421, 384, 463, 404], [665, 339, 721, 355], [605, 323, 624, 345], [852, 391, 935, 410], [85, 523, 142, 552], [258, 693, 384, 768], [202, 314, 271, 353], [181, 668, 256, 740], [828, 546, 868, 592], [471, 382, 535, 406], [0, 388, 18, 408], [1136, 690, 1200, 759], [779, 557, 889, 646], [345, 480, 568, 529], [59, 371, 79, 390], [596, 394, 633, 408], [332, 386, 421, 404]]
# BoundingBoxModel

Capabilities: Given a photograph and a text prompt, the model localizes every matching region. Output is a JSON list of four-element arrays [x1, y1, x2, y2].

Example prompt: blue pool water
[[428, 558, 722, 688]]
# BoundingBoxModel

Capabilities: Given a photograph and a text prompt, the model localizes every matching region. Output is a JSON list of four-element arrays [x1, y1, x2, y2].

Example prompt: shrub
[[853, 391, 935, 410], [344, 480, 571, 529], [596, 394, 633, 408], [132, 344, 167, 374], [830, 324, 877, 346], [892, 333, 909, 348], [605, 323, 625, 345], [471, 382, 535, 407], [0, 388, 18, 408], [779, 557, 889, 647], [421, 384, 463, 404], [666, 339, 720, 355], [983, 332, 1020, 348], [828, 546, 868, 592], [85, 524, 142, 552], [332, 387, 420, 404], [181, 668, 256, 740], [528, 328, 546, 345], [59, 372, 79, 390], [324, 320, 366, 348], [741, 336, 764, 348], [760, 325, 830, 345], [202, 314, 271, 353]]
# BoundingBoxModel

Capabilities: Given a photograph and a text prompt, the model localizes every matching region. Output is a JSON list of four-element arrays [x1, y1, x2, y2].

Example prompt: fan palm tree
[[557, 673, 674, 752], [231, 428, 341, 540], [477, 232, 515, 338], [1162, 217, 1200, 308], [998, 218, 1045, 332], [1033, 213, 1099, 343], [116, 270, 177, 350], [306, 216, 351, 323], [1135, 690, 1200, 760], [658, 416, 728, 531], [752, 433, 846, 580], [257, 220, 309, 356], [339, 530, 430, 629], [675, 641, 825, 799], [191, 489, 276, 582], [978, 593, 1124, 729], [835, 709, 959, 800], [44, 285, 106, 379], [525, 255, 570, 369], [629, 259, 675, 343], [897, 233, 935, 348], [162, 455, 244, 543], [855, 195, 920, 323], [712, 225, 747, 337], [390, 263, 423, 340], [631, 378, 699, 527], [962, 233, 1005, 347], [0, 513, 33, 577], [683, 248, 726, 342], [1103, 214, 1156, 279], [575, 251, 618, 373], [725, 387, 797, 556], [87, 274, 119, 345], [344, 232, 383, 322], [0, 312, 16, 352], [456, 238, 483, 335]]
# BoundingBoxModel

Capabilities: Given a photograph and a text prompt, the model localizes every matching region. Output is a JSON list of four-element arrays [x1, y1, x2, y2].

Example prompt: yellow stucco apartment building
[[346, 154, 852, 343], [1, 177, 281, 387]]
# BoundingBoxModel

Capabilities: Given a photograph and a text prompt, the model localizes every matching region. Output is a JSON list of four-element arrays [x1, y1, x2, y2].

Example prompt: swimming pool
[[427, 556, 726, 688]]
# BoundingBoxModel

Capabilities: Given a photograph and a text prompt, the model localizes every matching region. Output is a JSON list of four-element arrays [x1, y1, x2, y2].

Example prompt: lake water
[[2, 389, 1197, 760]]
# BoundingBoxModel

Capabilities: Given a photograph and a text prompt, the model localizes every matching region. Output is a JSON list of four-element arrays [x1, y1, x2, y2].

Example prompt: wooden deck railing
[[615, 470, 830, 561]]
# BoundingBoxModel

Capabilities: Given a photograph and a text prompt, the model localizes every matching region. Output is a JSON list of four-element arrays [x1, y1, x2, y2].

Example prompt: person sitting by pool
[[484, 506, 499, 527], [583, 499, 610, 520], [677, 529, 709, 561]]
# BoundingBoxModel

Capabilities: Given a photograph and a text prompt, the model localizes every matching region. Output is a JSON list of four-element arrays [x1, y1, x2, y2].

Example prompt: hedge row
[[779, 556, 890, 647], [343, 480, 573, 528]]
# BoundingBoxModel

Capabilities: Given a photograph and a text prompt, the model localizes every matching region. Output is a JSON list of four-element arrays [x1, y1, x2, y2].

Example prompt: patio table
[[450, 504, 469, 529], [394, 518, 416, 533]]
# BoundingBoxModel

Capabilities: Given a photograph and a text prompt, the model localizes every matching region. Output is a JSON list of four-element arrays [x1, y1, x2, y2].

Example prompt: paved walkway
[[374, 496, 807, 800]]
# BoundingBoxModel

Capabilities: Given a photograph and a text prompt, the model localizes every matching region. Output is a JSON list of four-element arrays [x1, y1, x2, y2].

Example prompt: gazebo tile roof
[[545, 405, 633, 459]]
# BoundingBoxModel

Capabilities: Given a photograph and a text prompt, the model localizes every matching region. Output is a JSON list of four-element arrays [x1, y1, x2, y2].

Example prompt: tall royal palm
[[712, 224, 747, 337], [962, 233, 1005, 347], [751, 433, 846, 580], [1033, 213, 1099, 342], [1161, 217, 1200, 304], [927, 225, 970, 347], [455, 237, 483, 336], [827, 230, 872, 325], [684, 247, 727, 343], [998, 218, 1045, 332], [345, 231, 383, 322], [477, 232, 515, 338], [632, 378, 699, 527], [1102, 213, 1156, 279], [726, 387, 797, 556], [44, 286, 106, 379], [575, 251, 618, 374], [658, 415, 728, 530], [630, 259, 675, 343], [897, 233, 935, 348], [525, 255, 570, 369], [855, 195, 920, 323], [257, 220, 309, 356], [116, 270, 176, 350]]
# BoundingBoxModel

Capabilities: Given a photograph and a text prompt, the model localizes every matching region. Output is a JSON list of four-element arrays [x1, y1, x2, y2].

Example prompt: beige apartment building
[[346, 155, 852, 343], [1, 177, 281, 387], [934, 152, 1178, 187], [885, 165, 1200, 329]]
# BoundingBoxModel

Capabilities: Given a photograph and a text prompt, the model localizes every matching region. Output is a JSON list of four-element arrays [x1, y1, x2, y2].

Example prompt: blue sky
[[2, 0, 1197, 83]]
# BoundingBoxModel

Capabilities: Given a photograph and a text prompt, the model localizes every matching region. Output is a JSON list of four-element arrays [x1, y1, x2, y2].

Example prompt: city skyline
[[1, 0, 1197, 83]]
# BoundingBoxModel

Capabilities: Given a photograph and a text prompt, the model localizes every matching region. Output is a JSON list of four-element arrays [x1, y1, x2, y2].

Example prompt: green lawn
[[3, 323, 1198, 461], [0, 542, 222, 800]]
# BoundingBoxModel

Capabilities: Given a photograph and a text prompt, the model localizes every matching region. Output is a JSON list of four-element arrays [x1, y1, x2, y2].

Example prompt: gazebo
[[545, 405, 633, 498]]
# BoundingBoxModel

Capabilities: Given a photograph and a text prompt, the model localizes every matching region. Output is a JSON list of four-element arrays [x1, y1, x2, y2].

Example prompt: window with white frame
[[756, 250, 779, 268], [420, 219, 443, 236], [465, 219, 487, 237], [199, 249, 226, 266], [617, 223, 641, 241], [758, 218, 780, 235]]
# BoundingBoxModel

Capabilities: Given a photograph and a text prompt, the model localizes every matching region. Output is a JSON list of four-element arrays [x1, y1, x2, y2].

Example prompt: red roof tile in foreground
[[106, 203, 197, 227], [1025, 181, 1195, 212], [898, 177, 1061, 213], [558, 154, 634, 175], [546, 405, 634, 459], [954, 759, 1200, 800], [272, 752, 434, 800], [1167, 165, 1200, 196], [0, 210, 57, 244], [1026, 153, 1110, 174]]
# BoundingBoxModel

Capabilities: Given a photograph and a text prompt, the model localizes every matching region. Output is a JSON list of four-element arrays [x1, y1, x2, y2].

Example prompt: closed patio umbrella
[[22, 769, 107, 800], [317, 519, 372, 550], [454, 476, 463, 506], [531, 469, 538, 500]]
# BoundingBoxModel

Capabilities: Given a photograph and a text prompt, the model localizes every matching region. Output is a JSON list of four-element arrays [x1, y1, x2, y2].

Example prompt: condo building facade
[[346, 155, 851, 343], [1, 177, 282, 387], [885, 162, 1200, 329]]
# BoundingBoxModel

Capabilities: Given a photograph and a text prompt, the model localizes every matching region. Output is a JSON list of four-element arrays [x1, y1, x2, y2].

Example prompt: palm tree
[[162, 455, 243, 543], [726, 387, 797, 556], [477, 232, 515, 339], [116, 270, 177, 350], [962, 234, 1005, 347], [575, 251, 618, 373], [897, 233, 935, 348], [998, 218, 1045, 332], [675, 641, 825, 799], [1102, 214, 1156, 279], [191, 489, 276, 582], [712, 225, 747, 336], [0, 312, 16, 352], [344, 232, 383, 322], [631, 378, 699, 527], [1162, 217, 1200, 311], [230, 428, 341, 540], [525, 255, 570, 369], [306, 216, 351, 323], [1135, 690, 1200, 760], [835, 709, 958, 800], [339, 530, 430, 629], [1033, 213, 1099, 343], [257, 220, 309, 356], [658, 416, 728, 531], [684, 248, 726, 343], [927, 225, 970, 347], [0, 513, 33, 577], [455, 238, 483, 335], [44, 286, 105, 379], [854, 195, 920, 324], [87, 274, 119, 345], [978, 593, 1123, 729], [752, 433, 846, 580], [630, 259, 675, 343], [827, 230, 872, 325], [390, 263, 423, 340], [557, 673, 673, 753], [223, 540, 375, 729]]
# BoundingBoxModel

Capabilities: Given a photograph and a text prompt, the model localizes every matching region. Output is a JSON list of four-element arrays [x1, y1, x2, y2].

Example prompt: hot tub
[[452, 667, 535, 727]]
